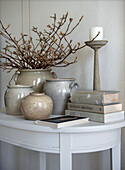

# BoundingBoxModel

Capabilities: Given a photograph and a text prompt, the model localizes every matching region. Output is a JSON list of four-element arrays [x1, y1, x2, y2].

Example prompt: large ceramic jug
[[11, 69, 57, 92], [43, 78, 78, 115], [4, 85, 33, 115]]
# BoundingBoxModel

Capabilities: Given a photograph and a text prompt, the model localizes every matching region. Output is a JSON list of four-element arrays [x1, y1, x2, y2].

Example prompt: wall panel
[[0, 1, 125, 170]]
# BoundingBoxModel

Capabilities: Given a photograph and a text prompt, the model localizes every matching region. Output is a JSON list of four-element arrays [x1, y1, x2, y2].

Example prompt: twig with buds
[[0, 12, 99, 71]]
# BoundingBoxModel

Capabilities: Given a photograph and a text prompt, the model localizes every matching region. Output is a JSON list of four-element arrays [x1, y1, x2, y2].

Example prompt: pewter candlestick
[[85, 40, 108, 91]]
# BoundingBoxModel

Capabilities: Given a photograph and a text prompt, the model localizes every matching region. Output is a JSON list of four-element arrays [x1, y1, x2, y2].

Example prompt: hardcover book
[[67, 103, 122, 114], [70, 90, 119, 105], [65, 110, 124, 123], [35, 115, 89, 128]]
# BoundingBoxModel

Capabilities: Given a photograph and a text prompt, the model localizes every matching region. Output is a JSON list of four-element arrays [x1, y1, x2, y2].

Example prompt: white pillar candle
[[89, 27, 103, 41]]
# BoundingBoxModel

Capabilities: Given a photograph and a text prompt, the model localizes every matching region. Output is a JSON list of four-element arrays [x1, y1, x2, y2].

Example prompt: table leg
[[39, 152, 46, 170], [60, 134, 72, 170], [111, 142, 121, 170]]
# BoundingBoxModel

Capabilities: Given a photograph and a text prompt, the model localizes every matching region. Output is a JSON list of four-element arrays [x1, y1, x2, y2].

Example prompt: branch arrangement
[[0, 12, 98, 71]]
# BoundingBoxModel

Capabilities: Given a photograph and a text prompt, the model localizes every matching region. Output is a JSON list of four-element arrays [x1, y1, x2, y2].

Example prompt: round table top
[[0, 109, 125, 134]]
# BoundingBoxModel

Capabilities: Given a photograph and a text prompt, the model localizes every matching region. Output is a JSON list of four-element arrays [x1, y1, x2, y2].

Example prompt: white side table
[[0, 110, 125, 170]]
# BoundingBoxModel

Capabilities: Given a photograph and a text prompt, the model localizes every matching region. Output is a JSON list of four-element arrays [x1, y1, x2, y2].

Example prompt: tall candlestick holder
[[85, 40, 108, 91]]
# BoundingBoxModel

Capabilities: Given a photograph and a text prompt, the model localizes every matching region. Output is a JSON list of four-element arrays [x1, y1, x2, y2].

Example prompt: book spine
[[68, 103, 122, 114], [70, 94, 103, 105], [68, 103, 104, 113], [65, 110, 105, 122], [65, 110, 124, 123], [70, 92, 119, 105]]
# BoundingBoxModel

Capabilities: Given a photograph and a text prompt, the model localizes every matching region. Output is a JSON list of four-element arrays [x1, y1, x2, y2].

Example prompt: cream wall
[[0, 0, 125, 170]]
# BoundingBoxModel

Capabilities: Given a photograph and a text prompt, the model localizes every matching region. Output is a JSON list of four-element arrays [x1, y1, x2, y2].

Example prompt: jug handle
[[4, 88, 8, 105], [69, 82, 79, 91], [9, 70, 20, 85], [52, 72, 57, 78]]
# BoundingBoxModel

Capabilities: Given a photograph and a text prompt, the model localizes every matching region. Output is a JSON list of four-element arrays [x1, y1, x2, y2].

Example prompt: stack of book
[[65, 90, 125, 123]]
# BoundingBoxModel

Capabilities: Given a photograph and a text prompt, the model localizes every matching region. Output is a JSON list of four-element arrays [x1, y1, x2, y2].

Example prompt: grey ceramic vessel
[[43, 78, 78, 115]]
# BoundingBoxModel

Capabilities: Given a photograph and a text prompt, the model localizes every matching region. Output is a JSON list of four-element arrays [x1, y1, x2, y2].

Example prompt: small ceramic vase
[[4, 85, 33, 115], [21, 92, 53, 120]]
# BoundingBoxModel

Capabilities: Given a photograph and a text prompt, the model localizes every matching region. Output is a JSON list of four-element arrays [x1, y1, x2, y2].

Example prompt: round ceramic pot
[[43, 78, 78, 115], [11, 69, 57, 92], [21, 92, 53, 120], [4, 85, 33, 115]]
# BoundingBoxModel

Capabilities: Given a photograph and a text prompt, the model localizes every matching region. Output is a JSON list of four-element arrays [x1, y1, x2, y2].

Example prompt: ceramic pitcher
[[43, 78, 78, 115], [4, 85, 33, 115]]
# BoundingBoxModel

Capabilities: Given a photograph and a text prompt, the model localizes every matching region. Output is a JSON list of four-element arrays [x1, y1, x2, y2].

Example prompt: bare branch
[[0, 13, 96, 71]]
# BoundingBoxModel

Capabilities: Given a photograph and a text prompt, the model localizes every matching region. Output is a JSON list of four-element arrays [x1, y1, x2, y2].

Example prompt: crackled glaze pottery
[[21, 92, 53, 120], [12, 69, 57, 92], [43, 78, 78, 115], [4, 85, 33, 115]]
